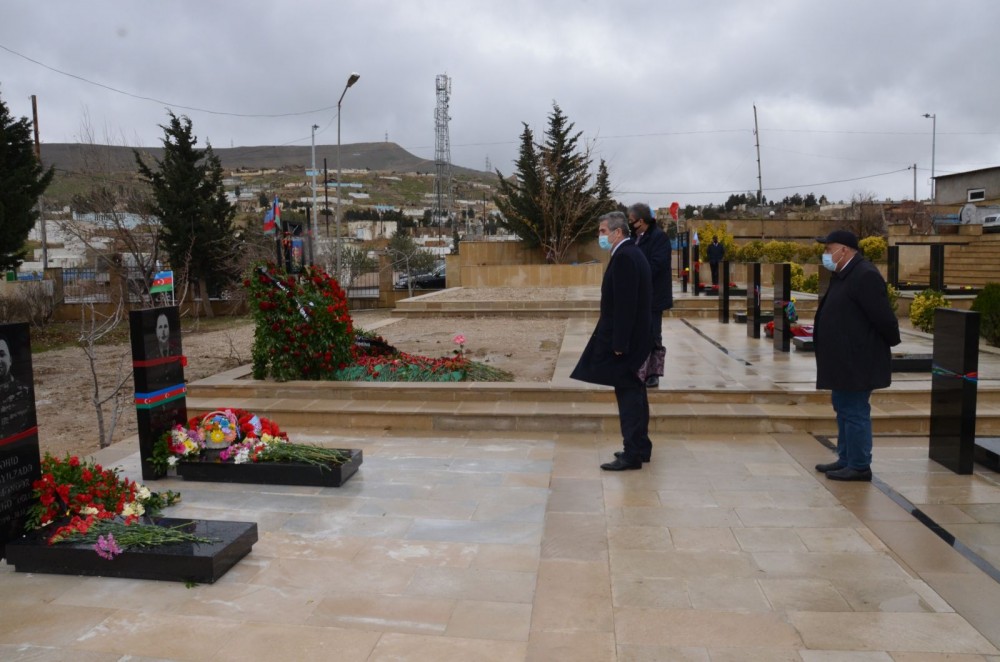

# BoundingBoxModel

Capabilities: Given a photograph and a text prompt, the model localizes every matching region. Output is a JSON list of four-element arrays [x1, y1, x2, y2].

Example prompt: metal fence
[[345, 270, 380, 300]]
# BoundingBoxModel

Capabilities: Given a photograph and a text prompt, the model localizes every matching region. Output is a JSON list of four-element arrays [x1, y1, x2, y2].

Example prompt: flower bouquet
[[151, 408, 358, 485], [26, 453, 211, 558]]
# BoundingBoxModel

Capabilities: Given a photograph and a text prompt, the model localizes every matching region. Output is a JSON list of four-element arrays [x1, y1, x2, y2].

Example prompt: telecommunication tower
[[433, 74, 453, 236]]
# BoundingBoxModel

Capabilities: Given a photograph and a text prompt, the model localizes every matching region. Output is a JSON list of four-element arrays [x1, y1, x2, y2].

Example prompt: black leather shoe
[[616, 451, 651, 462], [815, 461, 845, 473], [601, 458, 642, 471], [826, 467, 872, 482], [645, 376, 659, 388]]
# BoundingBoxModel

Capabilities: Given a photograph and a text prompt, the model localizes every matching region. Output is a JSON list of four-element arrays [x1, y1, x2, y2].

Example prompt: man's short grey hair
[[600, 211, 629, 235]]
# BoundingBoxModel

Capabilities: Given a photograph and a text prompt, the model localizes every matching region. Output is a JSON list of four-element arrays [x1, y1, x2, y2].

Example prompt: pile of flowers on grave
[[151, 407, 352, 476], [26, 453, 211, 559], [247, 261, 512, 383]]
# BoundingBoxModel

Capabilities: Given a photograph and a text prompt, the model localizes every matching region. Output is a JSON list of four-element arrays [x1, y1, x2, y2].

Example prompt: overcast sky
[[3, 0, 999, 209]]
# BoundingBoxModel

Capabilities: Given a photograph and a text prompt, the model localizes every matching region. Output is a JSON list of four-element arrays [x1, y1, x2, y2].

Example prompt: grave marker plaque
[[773, 263, 792, 352], [746, 263, 762, 339], [928, 308, 980, 474], [129, 307, 188, 480], [0, 323, 41, 560]]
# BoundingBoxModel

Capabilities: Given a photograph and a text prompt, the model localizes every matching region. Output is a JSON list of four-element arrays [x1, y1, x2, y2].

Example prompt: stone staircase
[[186, 366, 1000, 437], [902, 234, 1000, 289]]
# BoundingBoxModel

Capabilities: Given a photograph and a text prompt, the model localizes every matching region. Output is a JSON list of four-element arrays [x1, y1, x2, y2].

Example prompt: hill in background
[[40, 141, 489, 178]]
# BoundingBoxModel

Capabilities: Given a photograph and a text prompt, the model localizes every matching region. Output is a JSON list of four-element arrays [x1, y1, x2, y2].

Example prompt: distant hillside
[[40, 141, 488, 178]]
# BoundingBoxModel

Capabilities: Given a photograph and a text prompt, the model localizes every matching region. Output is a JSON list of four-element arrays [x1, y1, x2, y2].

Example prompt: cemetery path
[[32, 311, 564, 461]]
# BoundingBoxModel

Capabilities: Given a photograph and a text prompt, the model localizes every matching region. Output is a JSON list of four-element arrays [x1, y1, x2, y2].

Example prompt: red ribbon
[[133, 355, 188, 368], [0, 425, 38, 448]]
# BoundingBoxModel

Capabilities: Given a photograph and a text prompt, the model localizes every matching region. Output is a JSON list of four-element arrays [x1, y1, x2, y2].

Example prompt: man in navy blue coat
[[813, 230, 901, 481], [571, 211, 653, 470], [628, 203, 672, 388]]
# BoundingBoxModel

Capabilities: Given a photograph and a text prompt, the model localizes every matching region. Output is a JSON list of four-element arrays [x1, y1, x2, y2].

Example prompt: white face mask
[[822, 247, 843, 272]]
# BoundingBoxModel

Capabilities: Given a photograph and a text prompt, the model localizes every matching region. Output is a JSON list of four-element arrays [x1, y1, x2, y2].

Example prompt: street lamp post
[[310, 123, 319, 267], [923, 113, 936, 204], [336, 72, 361, 279]]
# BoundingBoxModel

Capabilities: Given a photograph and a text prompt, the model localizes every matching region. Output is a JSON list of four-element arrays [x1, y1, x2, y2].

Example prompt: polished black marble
[[177, 449, 363, 487]]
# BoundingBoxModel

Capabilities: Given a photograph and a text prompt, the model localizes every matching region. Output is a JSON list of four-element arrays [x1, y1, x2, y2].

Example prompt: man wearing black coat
[[706, 236, 725, 286], [628, 203, 672, 388], [571, 212, 653, 470], [813, 230, 901, 481]]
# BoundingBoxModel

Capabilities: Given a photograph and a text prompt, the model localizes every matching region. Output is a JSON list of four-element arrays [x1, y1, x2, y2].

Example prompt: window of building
[[968, 189, 986, 202]]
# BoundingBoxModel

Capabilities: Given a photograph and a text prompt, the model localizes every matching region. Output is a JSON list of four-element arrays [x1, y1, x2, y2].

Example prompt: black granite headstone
[[746, 263, 762, 339], [929, 244, 945, 292], [129, 307, 188, 480], [0, 323, 42, 560], [928, 308, 980, 474], [773, 263, 792, 352], [887, 245, 899, 289], [691, 241, 700, 296], [718, 261, 731, 323], [680, 232, 689, 293]]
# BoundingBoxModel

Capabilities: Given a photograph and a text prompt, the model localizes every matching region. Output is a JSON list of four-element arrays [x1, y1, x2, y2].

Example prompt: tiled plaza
[[2, 291, 1000, 661]]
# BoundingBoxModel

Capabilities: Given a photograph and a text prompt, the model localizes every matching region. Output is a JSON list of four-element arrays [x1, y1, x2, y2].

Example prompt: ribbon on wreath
[[776, 299, 798, 323], [931, 364, 978, 383]]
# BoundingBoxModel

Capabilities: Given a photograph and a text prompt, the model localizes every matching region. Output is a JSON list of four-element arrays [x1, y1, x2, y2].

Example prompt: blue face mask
[[822, 251, 838, 271], [598, 235, 612, 250]]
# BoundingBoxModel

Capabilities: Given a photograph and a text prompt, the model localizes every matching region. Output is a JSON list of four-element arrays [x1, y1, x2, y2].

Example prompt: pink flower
[[453, 334, 466, 346], [95, 533, 123, 560]]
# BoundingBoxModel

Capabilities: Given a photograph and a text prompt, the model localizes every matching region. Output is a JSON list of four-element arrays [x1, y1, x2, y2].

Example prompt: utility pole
[[912, 163, 917, 202], [310, 124, 319, 267], [323, 158, 329, 235], [32, 95, 47, 270], [753, 104, 764, 237]]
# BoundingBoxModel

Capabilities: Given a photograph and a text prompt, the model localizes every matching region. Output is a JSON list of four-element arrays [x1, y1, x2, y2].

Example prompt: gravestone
[[0, 323, 41, 560], [929, 244, 945, 292], [680, 232, 689, 293], [773, 263, 792, 352], [746, 263, 762, 339], [928, 308, 980, 474], [887, 245, 899, 288], [718, 261, 730, 323], [129, 307, 188, 480], [691, 242, 700, 296]]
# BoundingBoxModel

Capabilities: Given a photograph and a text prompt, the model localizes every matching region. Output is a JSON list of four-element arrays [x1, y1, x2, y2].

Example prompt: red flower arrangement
[[27, 454, 183, 554]]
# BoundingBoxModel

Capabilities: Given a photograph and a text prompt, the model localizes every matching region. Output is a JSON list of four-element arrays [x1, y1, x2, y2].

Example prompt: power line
[[0, 42, 337, 119], [619, 167, 911, 196]]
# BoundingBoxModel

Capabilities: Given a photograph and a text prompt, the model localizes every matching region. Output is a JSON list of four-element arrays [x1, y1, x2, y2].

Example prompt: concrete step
[[186, 370, 1000, 437]]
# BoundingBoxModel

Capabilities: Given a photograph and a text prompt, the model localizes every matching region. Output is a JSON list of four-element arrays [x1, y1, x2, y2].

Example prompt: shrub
[[796, 243, 824, 263], [0, 281, 55, 329], [761, 240, 798, 263], [800, 273, 819, 294], [859, 236, 887, 261], [909, 288, 951, 333], [788, 263, 806, 291], [972, 282, 1000, 346], [735, 240, 765, 262], [886, 283, 899, 315]]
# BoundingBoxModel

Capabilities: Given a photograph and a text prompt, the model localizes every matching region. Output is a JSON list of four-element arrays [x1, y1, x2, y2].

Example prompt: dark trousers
[[650, 309, 663, 349], [614, 383, 651, 463], [709, 261, 720, 285]]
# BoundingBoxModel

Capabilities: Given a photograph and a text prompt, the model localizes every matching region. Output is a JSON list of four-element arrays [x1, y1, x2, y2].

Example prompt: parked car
[[411, 263, 446, 289], [984, 214, 1000, 233]]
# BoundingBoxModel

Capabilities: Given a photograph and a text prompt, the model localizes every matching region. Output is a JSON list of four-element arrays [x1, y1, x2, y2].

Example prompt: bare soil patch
[[32, 310, 564, 460]]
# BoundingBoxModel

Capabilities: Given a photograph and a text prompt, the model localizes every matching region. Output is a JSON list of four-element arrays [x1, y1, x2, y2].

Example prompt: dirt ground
[[32, 309, 565, 460]]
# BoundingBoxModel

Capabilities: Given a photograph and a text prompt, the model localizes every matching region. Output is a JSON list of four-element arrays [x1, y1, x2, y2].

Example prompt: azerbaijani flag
[[263, 195, 281, 235], [150, 270, 174, 294]]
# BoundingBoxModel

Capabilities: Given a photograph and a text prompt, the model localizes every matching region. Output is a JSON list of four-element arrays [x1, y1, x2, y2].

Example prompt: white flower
[[137, 486, 151, 501], [167, 456, 178, 466], [234, 448, 250, 464], [80, 506, 99, 516], [121, 501, 145, 518]]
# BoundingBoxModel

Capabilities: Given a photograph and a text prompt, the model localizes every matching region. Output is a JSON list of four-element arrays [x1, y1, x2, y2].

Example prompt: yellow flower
[[211, 429, 225, 443]]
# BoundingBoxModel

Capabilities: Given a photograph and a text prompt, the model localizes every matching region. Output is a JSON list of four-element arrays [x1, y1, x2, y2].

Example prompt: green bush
[[761, 240, 798, 263], [971, 282, 1000, 346], [886, 283, 899, 315], [859, 236, 887, 261], [789, 262, 806, 291], [909, 288, 951, 333], [735, 240, 765, 262], [800, 273, 819, 293], [796, 243, 824, 263]]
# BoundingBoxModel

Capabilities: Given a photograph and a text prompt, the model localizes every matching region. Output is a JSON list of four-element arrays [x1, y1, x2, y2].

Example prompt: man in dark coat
[[571, 211, 653, 470], [628, 203, 672, 388], [813, 230, 900, 481], [706, 236, 725, 286]]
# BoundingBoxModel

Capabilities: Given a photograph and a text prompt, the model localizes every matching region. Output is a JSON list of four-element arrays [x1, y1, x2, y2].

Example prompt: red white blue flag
[[263, 196, 281, 235]]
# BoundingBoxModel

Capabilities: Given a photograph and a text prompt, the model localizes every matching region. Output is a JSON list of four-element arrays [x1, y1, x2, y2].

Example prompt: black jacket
[[707, 241, 725, 264], [813, 256, 901, 391], [571, 239, 652, 387], [634, 223, 673, 312]]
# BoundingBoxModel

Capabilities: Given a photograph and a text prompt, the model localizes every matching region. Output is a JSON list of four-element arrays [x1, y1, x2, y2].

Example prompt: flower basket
[[199, 410, 240, 450]]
